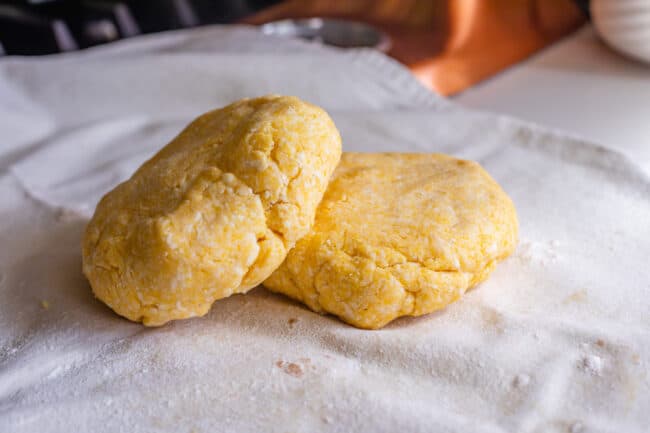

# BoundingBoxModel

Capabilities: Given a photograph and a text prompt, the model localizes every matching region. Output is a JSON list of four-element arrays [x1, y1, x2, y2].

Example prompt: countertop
[[457, 25, 650, 174]]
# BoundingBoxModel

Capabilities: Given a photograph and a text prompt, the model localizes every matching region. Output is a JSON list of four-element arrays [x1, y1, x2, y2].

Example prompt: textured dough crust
[[82, 95, 341, 325], [263, 153, 518, 329]]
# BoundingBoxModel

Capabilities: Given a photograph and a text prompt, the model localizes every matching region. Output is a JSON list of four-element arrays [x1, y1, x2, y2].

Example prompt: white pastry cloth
[[0, 26, 648, 433]]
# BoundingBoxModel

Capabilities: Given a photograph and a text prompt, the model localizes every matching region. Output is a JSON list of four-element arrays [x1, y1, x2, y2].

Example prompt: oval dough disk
[[82, 95, 342, 325], [263, 153, 518, 329]]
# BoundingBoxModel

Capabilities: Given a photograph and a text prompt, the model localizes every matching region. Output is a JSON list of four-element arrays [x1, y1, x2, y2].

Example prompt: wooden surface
[[245, 0, 586, 95]]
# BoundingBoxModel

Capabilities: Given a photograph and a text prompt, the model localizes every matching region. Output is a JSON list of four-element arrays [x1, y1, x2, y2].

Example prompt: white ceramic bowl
[[592, 0, 650, 64]]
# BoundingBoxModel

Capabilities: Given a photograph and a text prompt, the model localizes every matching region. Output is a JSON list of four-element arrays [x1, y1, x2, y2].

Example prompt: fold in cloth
[[0, 26, 648, 433]]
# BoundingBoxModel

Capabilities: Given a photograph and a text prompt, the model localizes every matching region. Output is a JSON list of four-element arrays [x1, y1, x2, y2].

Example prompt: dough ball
[[263, 153, 518, 329], [82, 95, 342, 325]]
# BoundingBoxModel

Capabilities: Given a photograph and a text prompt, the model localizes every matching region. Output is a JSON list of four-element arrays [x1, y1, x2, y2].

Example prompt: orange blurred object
[[245, 0, 586, 95]]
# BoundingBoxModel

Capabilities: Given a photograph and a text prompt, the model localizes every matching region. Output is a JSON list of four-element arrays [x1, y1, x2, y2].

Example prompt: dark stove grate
[[0, 0, 280, 55]]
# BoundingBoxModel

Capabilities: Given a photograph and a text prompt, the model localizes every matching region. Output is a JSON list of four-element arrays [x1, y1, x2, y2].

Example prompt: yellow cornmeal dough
[[82, 95, 341, 326], [264, 153, 518, 329]]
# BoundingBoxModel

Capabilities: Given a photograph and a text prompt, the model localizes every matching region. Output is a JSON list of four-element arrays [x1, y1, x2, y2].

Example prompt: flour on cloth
[[0, 26, 648, 433]]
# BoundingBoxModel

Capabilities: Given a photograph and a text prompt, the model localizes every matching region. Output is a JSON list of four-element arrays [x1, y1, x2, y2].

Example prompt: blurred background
[[0, 0, 591, 95], [0, 0, 282, 54], [1, 0, 648, 150]]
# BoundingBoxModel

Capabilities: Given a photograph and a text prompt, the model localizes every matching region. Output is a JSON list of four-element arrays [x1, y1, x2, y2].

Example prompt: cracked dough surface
[[264, 153, 518, 329], [82, 95, 341, 325]]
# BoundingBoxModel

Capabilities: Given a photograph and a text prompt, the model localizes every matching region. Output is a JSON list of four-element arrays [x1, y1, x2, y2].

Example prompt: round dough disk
[[263, 153, 518, 329], [82, 95, 341, 325]]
